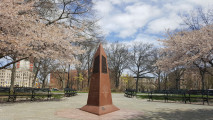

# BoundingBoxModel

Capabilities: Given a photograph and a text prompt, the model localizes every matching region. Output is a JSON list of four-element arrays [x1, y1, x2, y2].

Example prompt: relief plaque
[[93, 55, 99, 73], [102, 56, 107, 73]]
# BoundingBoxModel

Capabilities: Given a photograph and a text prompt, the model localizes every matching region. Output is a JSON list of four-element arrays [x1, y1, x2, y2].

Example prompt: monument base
[[80, 104, 119, 115]]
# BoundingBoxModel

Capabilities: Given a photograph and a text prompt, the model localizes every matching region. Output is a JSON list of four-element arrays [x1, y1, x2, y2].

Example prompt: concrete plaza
[[0, 93, 213, 120]]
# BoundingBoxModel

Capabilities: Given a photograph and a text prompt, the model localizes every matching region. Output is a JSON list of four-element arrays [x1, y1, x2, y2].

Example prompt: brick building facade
[[50, 70, 88, 91]]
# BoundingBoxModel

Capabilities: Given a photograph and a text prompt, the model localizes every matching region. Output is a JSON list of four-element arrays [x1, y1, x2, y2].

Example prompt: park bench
[[64, 88, 77, 97], [32, 88, 52, 101], [148, 89, 213, 105], [0, 87, 52, 102], [185, 90, 213, 105], [12, 87, 34, 102], [207, 90, 213, 104], [148, 90, 166, 101], [148, 90, 186, 102], [124, 89, 136, 98], [0, 87, 12, 101], [164, 90, 186, 103]]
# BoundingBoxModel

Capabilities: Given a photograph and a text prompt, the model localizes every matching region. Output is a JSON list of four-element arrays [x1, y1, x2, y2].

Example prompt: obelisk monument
[[80, 44, 119, 115]]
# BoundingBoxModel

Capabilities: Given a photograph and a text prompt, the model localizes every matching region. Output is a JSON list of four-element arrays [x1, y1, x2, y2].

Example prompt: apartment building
[[0, 59, 34, 87], [0, 69, 34, 87]]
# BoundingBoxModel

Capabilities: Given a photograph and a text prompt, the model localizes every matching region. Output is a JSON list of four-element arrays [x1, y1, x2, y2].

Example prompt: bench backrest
[[64, 88, 77, 92], [125, 89, 136, 93], [208, 90, 213, 96], [33, 88, 50, 93], [14, 87, 33, 93], [0, 87, 10, 93], [189, 90, 208, 95]]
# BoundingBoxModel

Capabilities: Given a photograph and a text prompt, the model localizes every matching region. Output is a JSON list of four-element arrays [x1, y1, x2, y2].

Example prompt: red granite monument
[[80, 44, 119, 115]]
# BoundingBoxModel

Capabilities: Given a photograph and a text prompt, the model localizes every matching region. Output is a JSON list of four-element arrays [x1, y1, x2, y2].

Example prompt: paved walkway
[[0, 93, 213, 120]]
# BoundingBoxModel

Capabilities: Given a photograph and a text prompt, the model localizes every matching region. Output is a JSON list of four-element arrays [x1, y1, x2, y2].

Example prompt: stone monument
[[80, 44, 119, 115]]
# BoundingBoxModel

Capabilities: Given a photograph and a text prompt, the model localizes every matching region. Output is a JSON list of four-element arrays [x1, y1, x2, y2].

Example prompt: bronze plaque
[[93, 55, 99, 73], [102, 56, 107, 73]]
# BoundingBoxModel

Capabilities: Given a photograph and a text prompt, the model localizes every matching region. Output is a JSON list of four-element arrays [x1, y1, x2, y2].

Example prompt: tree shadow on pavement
[[127, 109, 213, 120]]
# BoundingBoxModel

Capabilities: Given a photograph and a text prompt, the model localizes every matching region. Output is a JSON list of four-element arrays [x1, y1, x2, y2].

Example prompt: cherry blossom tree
[[157, 25, 213, 90], [0, 0, 90, 91], [0, 0, 86, 66]]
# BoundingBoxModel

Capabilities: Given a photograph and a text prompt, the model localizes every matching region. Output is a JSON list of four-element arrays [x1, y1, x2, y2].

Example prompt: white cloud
[[146, 14, 182, 34], [116, 3, 161, 38], [163, 3, 194, 13], [92, 0, 213, 45], [134, 34, 161, 45], [108, 0, 141, 5], [93, 1, 114, 15], [94, 1, 161, 38], [120, 34, 161, 47], [187, 0, 213, 8]]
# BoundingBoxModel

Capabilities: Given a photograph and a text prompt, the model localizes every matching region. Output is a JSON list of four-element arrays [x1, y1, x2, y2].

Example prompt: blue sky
[[92, 0, 213, 46]]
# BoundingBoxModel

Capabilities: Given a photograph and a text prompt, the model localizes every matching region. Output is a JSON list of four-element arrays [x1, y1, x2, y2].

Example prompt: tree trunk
[[62, 69, 65, 89], [115, 77, 119, 88], [77, 72, 80, 90], [115, 74, 117, 88], [136, 77, 139, 93], [164, 76, 168, 90], [42, 80, 45, 88], [178, 79, 181, 90], [32, 64, 40, 88], [117, 71, 121, 89], [176, 79, 179, 90], [114, 70, 121, 89], [135, 65, 140, 93], [136, 73, 139, 93], [200, 70, 205, 90], [87, 55, 90, 86], [71, 78, 73, 89], [67, 65, 70, 88], [10, 56, 17, 92], [82, 81, 83, 90], [158, 72, 161, 90], [42, 76, 47, 88]]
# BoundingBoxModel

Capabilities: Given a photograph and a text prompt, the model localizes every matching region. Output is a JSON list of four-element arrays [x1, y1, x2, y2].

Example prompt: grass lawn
[[51, 91, 64, 93]]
